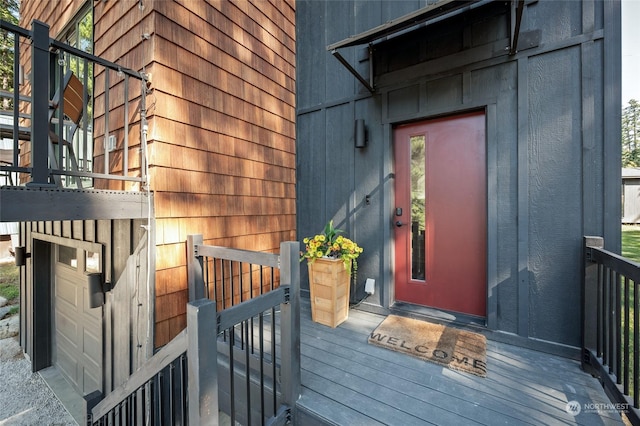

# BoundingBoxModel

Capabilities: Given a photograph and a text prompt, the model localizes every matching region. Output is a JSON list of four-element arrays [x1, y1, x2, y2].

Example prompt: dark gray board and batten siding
[[19, 218, 154, 396], [295, 0, 620, 349]]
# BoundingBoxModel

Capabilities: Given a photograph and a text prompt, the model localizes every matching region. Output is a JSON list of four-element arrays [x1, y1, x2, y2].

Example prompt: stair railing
[[85, 240, 300, 425], [583, 236, 640, 424]]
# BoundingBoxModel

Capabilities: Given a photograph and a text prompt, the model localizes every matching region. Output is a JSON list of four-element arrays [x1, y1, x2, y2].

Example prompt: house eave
[[0, 186, 152, 221]]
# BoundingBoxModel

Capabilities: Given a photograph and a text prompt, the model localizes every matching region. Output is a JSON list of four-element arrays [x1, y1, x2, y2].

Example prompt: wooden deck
[[295, 299, 625, 426], [39, 295, 626, 426]]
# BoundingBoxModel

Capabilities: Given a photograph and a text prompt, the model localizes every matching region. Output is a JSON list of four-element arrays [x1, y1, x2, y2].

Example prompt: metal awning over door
[[327, 0, 526, 92]]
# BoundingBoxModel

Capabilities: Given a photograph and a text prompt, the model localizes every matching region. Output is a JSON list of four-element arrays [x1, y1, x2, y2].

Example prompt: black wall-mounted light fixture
[[355, 119, 367, 148], [14, 246, 30, 267], [87, 273, 105, 309]]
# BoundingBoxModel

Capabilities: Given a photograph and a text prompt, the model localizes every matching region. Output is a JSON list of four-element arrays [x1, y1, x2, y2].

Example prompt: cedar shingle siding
[[22, 0, 297, 347]]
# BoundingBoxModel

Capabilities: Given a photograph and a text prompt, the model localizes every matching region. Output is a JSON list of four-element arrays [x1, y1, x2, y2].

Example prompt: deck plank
[[301, 340, 527, 425], [297, 385, 387, 426], [300, 315, 566, 424], [294, 300, 626, 425]]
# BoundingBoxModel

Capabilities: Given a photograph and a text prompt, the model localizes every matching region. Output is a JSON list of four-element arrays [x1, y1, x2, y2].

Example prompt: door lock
[[395, 221, 404, 227]]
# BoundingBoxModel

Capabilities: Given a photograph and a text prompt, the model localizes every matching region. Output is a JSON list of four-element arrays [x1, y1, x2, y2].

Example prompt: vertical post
[[187, 299, 218, 425], [583, 236, 604, 373], [83, 390, 102, 425], [187, 234, 205, 301], [279, 241, 301, 410], [28, 20, 53, 187], [31, 239, 52, 372]]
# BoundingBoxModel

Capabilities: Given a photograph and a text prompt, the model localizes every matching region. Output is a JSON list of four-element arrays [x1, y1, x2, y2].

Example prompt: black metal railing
[[86, 240, 300, 426], [85, 331, 189, 425], [0, 19, 149, 190], [188, 236, 301, 425], [583, 236, 640, 425]]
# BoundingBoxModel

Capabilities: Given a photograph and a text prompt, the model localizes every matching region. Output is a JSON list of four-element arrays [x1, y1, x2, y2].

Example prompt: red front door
[[393, 111, 486, 317]]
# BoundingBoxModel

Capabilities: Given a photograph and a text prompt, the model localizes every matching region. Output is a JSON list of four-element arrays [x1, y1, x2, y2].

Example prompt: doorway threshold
[[39, 365, 83, 425], [390, 301, 486, 330]]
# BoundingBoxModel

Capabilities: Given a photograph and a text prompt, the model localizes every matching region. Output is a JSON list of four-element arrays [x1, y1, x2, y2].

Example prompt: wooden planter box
[[308, 257, 351, 328]]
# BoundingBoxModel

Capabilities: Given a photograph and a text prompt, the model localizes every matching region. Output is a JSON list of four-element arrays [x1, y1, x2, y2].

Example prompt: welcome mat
[[368, 315, 487, 377]]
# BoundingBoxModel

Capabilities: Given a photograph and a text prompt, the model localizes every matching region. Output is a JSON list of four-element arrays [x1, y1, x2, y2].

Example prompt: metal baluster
[[130, 389, 135, 424], [181, 354, 188, 425], [132, 392, 137, 424], [230, 328, 236, 425], [131, 392, 136, 424], [114, 402, 120, 425], [271, 304, 277, 417], [597, 263, 603, 357], [239, 261, 244, 303], [250, 264, 255, 354], [615, 272, 621, 381], [145, 383, 150, 425], [234, 261, 244, 349], [212, 257, 218, 304], [609, 268, 615, 374], [152, 373, 160, 426], [259, 312, 265, 424], [204, 256, 210, 300], [168, 363, 175, 425], [222, 259, 227, 310], [624, 277, 631, 395], [604, 267, 610, 367], [215, 258, 227, 342], [635, 280, 639, 408], [122, 395, 127, 424], [245, 318, 252, 426], [271, 267, 275, 292], [233, 260, 237, 307], [136, 385, 144, 425]]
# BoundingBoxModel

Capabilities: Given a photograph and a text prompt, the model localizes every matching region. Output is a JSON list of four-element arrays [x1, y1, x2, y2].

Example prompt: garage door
[[52, 244, 102, 395]]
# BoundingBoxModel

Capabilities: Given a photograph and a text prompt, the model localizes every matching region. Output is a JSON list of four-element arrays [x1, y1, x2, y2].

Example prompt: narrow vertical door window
[[410, 135, 426, 280]]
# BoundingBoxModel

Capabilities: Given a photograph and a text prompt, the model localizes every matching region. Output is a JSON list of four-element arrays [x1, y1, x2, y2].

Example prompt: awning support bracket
[[510, 0, 525, 55], [328, 0, 524, 87], [330, 47, 375, 93]]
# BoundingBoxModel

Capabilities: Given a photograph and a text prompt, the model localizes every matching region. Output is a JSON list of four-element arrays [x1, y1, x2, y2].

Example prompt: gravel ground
[[0, 336, 76, 425]]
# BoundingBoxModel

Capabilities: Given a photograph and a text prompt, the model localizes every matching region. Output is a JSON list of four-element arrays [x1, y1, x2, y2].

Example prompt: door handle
[[395, 221, 404, 227]]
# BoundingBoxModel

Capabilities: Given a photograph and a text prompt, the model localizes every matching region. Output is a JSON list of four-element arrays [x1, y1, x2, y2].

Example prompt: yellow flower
[[299, 220, 363, 274]]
